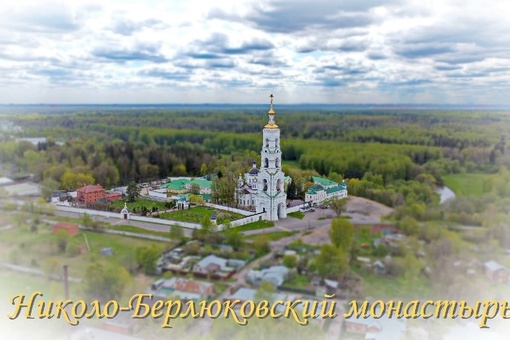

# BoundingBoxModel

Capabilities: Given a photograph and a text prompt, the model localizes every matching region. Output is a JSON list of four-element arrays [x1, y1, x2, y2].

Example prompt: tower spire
[[269, 94, 275, 115], [265, 94, 278, 129]]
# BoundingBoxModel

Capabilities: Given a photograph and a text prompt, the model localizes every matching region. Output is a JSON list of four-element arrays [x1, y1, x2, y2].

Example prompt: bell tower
[[254, 94, 287, 221]]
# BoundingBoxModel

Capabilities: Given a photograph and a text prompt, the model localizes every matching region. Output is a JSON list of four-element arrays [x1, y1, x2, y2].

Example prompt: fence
[[218, 212, 265, 229], [55, 205, 201, 229], [286, 205, 303, 214], [204, 203, 253, 216]]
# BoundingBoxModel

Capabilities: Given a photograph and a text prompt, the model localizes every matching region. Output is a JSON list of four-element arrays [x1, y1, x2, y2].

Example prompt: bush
[[66, 243, 81, 257]]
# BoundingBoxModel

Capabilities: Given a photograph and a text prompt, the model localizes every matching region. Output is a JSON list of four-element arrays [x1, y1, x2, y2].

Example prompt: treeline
[[1, 109, 509, 205]]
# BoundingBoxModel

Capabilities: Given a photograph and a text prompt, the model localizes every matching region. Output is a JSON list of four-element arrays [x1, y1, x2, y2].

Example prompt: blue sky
[[0, 0, 509, 104]]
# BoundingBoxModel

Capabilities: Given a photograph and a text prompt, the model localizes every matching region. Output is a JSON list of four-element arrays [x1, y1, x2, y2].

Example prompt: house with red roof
[[77, 184, 105, 204]]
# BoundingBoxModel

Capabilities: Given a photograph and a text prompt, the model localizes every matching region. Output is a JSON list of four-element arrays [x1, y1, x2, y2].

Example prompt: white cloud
[[0, 0, 509, 104]]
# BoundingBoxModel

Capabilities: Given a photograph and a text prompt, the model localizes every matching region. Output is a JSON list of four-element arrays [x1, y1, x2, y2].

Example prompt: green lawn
[[356, 269, 436, 300], [160, 206, 243, 224], [234, 220, 275, 232], [442, 173, 490, 196], [111, 198, 168, 212], [288, 211, 304, 219]]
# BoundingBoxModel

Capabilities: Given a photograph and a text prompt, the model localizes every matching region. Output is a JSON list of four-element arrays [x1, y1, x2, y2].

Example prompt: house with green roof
[[185, 178, 212, 194], [161, 179, 190, 193], [305, 177, 348, 205]]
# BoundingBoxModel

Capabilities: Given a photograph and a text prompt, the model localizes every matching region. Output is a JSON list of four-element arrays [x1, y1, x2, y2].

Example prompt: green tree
[[135, 245, 161, 275], [189, 194, 205, 205], [282, 255, 297, 268], [253, 234, 270, 256], [254, 280, 276, 303], [326, 197, 348, 216], [170, 224, 184, 242], [224, 229, 244, 251], [82, 212, 94, 227], [55, 229, 72, 253], [399, 216, 420, 236], [126, 181, 140, 202], [315, 244, 348, 279], [329, 217, 354, 252], [190, 183, 201, 195], [83, 262, 132, 302]]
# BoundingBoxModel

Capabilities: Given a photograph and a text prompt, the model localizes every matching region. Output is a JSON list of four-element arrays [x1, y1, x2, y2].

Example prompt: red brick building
[[77, 184, 105, 203], [53, 222, 79, 236]]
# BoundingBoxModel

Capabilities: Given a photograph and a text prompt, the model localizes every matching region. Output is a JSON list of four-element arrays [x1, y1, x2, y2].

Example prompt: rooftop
[[188, 178, 212, 189], [162, 179, 190, 191], [312, 176, 338, 187], [77, 184, 104, 194], [484, 260, 507, 272]]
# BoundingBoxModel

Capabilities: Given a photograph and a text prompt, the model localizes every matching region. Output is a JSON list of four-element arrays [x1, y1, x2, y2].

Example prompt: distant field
[[442, 173, 490, 196]]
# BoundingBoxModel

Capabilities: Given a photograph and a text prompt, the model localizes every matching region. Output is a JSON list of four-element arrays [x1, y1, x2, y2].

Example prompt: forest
[[0, 106, 509, 228]]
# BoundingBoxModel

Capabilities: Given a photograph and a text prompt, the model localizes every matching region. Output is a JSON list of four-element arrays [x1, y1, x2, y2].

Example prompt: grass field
[[0, 215, 169, 278], [442, 173, 490, 196], [288, 211, 304, 219], [111, 198, 167, 212], [234, 220, 275, 232], [160, 206, 243, 224]]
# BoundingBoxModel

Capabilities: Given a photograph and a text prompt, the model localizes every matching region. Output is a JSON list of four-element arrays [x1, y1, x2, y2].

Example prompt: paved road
[[244, 208, 382, 236]]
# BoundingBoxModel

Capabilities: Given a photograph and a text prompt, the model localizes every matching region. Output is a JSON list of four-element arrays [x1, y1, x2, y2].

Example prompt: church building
[[236, 95, 287, 221]]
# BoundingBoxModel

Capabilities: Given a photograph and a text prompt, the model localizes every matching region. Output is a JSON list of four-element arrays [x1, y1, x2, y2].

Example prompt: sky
[[0, 0, 509, 105]]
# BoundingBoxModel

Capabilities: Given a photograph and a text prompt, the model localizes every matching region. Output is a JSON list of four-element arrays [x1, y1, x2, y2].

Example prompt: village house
[[223, 287, 327, 326], [148, 277, 216, 301], [483, 260, 509, 284], [77, 184, 105, 203], [247, 265, 289, 288], [193, 254, 245, 279], [344, 309, 407, 340], [76, 184, 122, 204]]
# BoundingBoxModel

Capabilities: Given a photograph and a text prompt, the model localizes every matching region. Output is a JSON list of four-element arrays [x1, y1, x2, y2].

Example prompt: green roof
[[307, 184, 325, 195], [326, 186, 347, 194], [162, 179, 190, 191], [312, 176, 338, 187], [189, 178, 212, 189]]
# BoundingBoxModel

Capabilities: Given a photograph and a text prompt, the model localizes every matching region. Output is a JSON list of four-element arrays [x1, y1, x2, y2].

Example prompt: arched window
[[265, 138, 269, 147], [263, 179, 268, 191], [264, 158, 269, 168], [275, 138, 278, 146], [275, 158, 279, 168], [276, 179, 282, 191]]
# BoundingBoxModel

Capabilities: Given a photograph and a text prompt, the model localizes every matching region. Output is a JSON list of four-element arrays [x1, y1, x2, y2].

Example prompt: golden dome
[[264, 123, 279, 129]]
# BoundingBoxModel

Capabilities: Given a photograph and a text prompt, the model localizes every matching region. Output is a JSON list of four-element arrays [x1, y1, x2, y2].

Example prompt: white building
[[235, 95, 287, 221], [305, 176, 348, 206]]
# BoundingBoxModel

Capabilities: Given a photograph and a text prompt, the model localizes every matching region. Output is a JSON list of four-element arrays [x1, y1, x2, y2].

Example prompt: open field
[[0, 215, 170, 278], [442, 173, 490, 196]]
